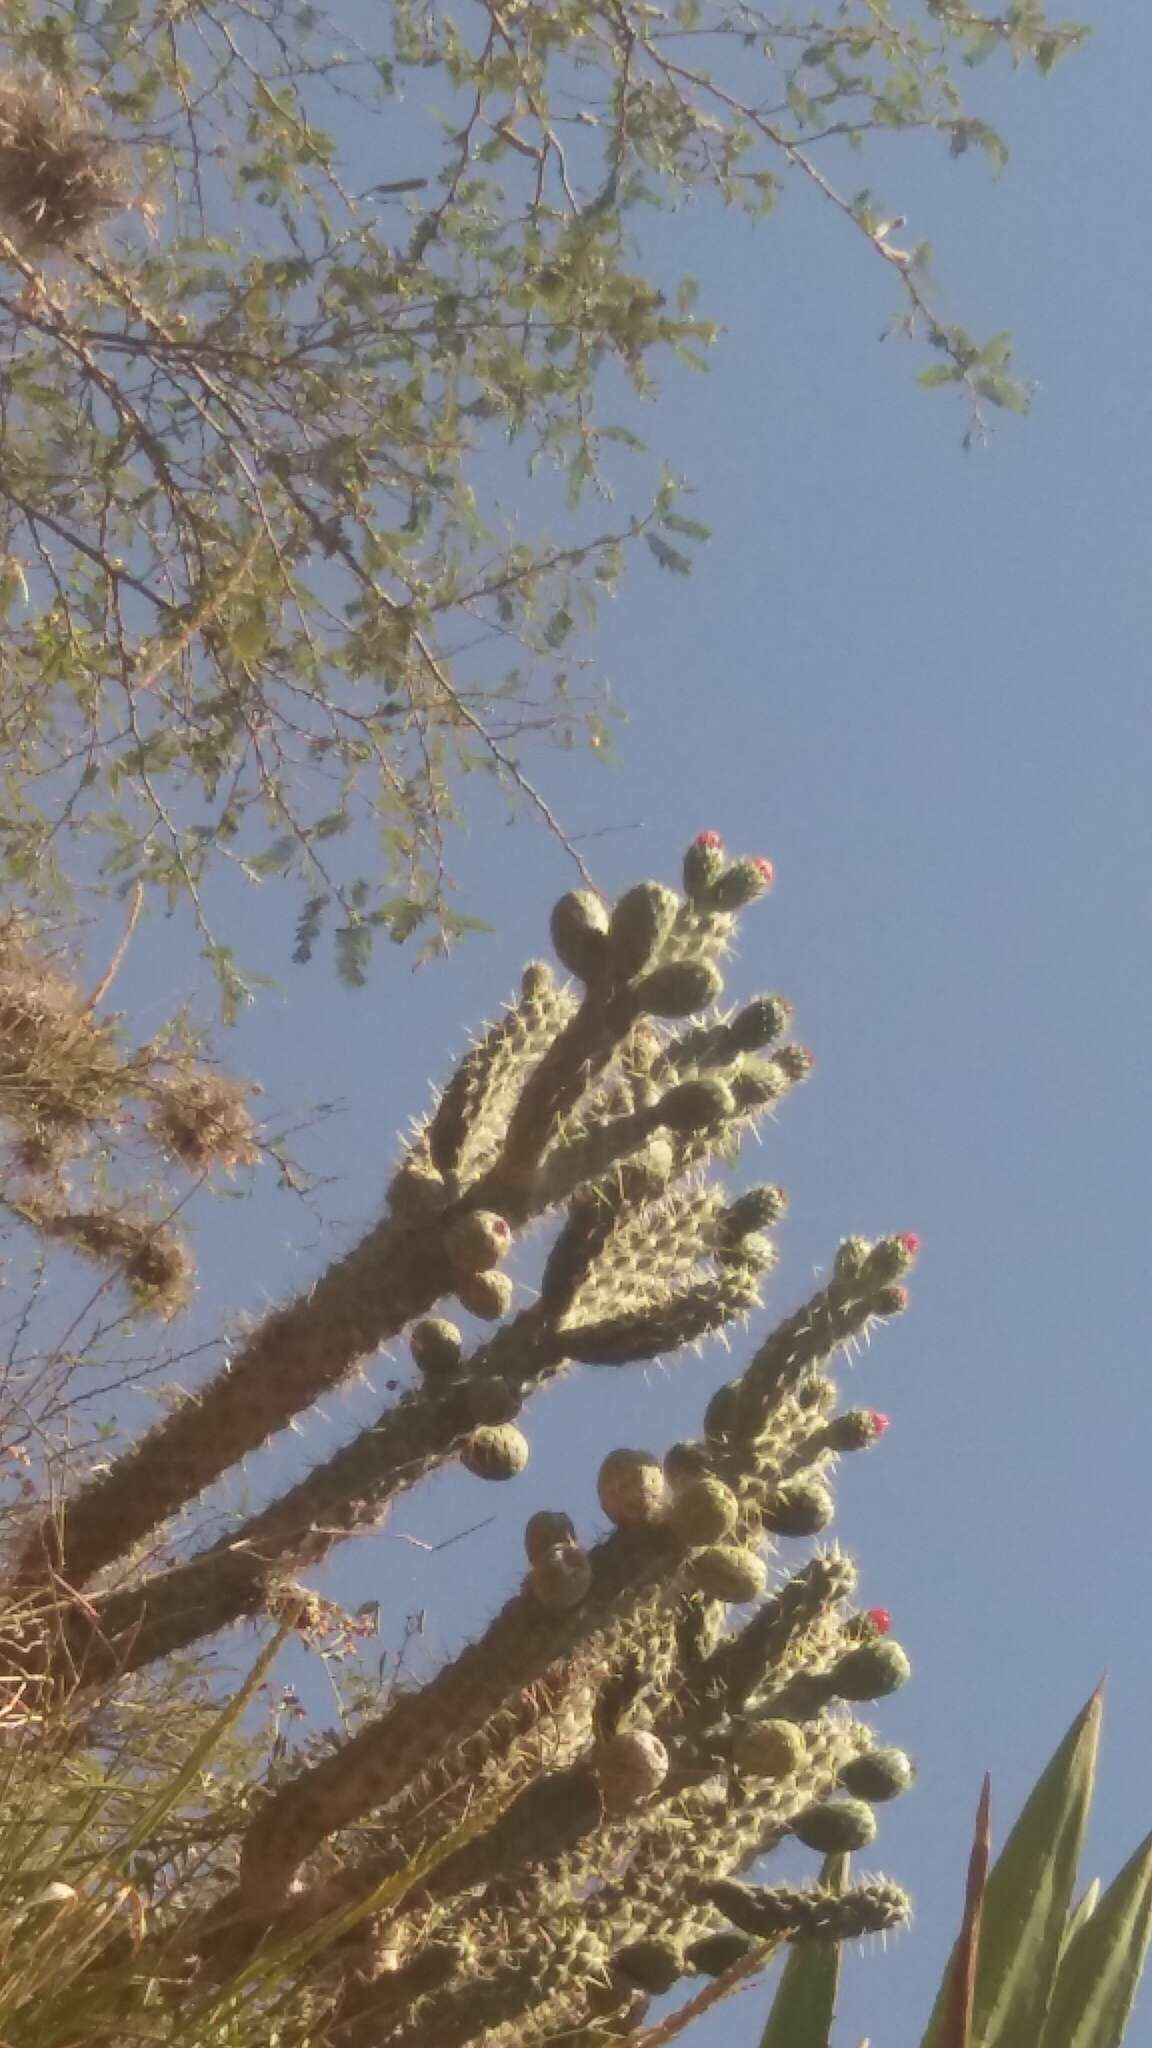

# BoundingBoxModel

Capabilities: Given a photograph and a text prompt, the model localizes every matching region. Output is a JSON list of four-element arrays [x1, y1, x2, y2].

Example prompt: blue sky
[[91, 2, 1152, 2037]]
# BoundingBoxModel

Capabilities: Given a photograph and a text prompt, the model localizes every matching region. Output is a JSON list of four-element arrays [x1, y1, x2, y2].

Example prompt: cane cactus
[[1, 835, 924, 2048]]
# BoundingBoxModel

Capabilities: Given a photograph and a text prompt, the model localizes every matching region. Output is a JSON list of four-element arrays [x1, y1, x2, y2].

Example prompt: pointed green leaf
[[1039, 1831, 1152, 2048], [939, 1776, 992, 2048], [1061, 1880, 1102, 1960], [758, 1855, 846, 2048], [920, 1690, 1102, 2048]]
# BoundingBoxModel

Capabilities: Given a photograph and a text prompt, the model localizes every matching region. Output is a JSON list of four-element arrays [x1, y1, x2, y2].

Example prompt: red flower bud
[[900, 1232, 921, 1256], [752, 856, 774, 887], [866, 1607, 892, 1635], [694, 831, 724, 849], [870, 1411, 891, 1436]]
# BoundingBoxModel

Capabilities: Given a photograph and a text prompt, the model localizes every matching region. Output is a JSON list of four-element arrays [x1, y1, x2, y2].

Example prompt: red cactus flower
[[866, 1607, 892, 1635], [870, 1411, 891, 1436], [694, 831, 724, 849], [752, 856, 774, 887], [900, 1232, 921, 1256]]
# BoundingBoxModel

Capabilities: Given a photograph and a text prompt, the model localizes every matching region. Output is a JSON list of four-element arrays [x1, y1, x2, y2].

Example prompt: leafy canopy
[[0, 0, 1084, 990]]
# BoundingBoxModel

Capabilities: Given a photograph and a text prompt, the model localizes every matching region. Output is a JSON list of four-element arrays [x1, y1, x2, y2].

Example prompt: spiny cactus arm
[[64, 1231, 764, 1685], [709, 1554, 860, 1708], [425, 963, 578, 1183], [17, 1211, 456, 1591], [224, 1255, 900, 1905], [706, 1874, 911, 1941]]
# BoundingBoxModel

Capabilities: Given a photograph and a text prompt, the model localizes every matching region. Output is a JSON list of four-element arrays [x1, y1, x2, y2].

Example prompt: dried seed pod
[[606, 882, 680, 983], [761, 1477, 835, 1538], [633, 959, 724, 1019], [409, 1318, 464, 1378], [550, 890, 610, 981], [597, 1448, 667, 1528], [733, 1717, 806, 1779], [524, 1509, 577, 1564], [388, 1160, 451, 1219], [666, 1475, 739, 1547], [460, 1425, 530, 1481], [593, 1728, 669, 1814], [839, 1746, 916, 1802], [829, 1638, 912, 1701], [455, 1269, 514, 1321], [530, 1541, 593, 1612], [792, 1796, 877, 1854], [611, 1937, 683, 1994], [687, 1544, 768, 1603], [445, 1209, 512, 1275]]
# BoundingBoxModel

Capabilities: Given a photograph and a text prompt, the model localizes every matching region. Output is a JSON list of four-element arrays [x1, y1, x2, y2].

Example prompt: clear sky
[[95, 2, 1152, 2038]]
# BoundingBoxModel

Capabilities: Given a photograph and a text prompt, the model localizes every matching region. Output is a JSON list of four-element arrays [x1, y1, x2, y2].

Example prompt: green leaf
[[921, 1690, 1102, 2048], [1039, 1832, 1152, 2048], [1061, 1880, 1102, 1959]]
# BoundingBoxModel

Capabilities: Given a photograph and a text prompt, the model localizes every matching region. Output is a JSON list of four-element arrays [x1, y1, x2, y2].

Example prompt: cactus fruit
[[824, 1407, 889, 1451], [611, 1937, 684, 1993], [711, 855, 774, 909], [524, 1510, 577, 1563], [597, 1449, 667, 1528], [550, 890, 610, 981], [460, 1425, 530, 1481], [464, 1377, 523, 1426], [791, 1796, 878, 1853], [682, 831, 728, 902], [606, 883, 680, 983], [761, 1477, 835, 1537], [455, 1269, 515, 1321], [687, 1544, 769, 1603], [684, 1930, 757, 1976], [839, 1745, 916, 1801], [633, 959, 724, 1019], [829, 1637, 912, 1701], [666, 1475, 739, 1546], [445, 1210, 512, 1274], [410, 1318, 465, 1378], [733, 1717, 807, 1779], [593, 1729, 670, 1814], [530, 1543, 593, 1611]]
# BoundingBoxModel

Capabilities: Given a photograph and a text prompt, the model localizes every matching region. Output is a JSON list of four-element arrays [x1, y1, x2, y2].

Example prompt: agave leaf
[[757, 1854, 847, 2048], [1061, 1879, 1102, 1959], [1037, 1830, 1152, 2048], [920, 1688, 1102, 2047], [938, 1775, 992, 2048]]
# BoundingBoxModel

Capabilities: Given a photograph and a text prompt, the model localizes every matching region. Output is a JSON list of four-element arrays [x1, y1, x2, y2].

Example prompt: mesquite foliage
[[1, 836, 919, 2046]]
